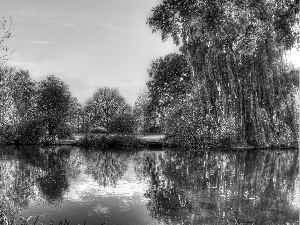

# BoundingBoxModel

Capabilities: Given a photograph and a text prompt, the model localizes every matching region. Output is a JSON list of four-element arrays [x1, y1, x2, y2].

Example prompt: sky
[[1, 0, 299, 106], [1, 0, 179, 105]]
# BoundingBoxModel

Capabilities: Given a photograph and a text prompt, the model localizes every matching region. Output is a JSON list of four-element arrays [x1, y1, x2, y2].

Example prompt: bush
[[0, 120, 47, 145], [108, 113, 136, 134], [76, 134, 146, 149], [76, 134, 107, 147], [106, 135, 145, 148]]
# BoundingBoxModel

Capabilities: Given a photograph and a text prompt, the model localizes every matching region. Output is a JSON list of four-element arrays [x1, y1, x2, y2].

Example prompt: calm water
[[0, 146, 299, 225]]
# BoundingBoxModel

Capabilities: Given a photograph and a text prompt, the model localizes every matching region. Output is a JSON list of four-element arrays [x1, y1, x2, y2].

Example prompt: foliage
[[84, 87, 130, 132], [76, 134, 146, 149], [146, 53, 192, 132], [108, 112, 136, 134], [66, 97, 84, 134], [164, 90, 222, 149], [147, 0, 299, 50], [2, 120, 48, 145], [0, 69, 78, 144], [147, 53, 192, 110], [133, 89, 152, 133], [9, 69, 37, 122], [76, 134, 107, 148], [148, 0, 300, 147], [36, 75, 72, 138], [0, 67, 36, 127]]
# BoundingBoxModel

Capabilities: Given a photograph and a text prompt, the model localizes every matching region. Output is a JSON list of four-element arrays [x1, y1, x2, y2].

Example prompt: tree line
[[0, 66, 142, 144]]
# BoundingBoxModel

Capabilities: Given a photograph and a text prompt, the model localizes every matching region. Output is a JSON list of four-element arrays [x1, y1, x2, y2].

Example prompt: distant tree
[[36, 75, 72, 138], [66, 97, 84, 133], [84, 87, 130, 132]]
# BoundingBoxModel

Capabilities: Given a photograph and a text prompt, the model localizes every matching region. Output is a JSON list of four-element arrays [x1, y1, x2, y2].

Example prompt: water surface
[[0, 146, 298, 224]]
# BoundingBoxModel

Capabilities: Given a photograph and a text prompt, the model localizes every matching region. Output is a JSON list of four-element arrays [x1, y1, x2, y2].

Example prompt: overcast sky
[[1, 0, 299, 106], [1, 0, 179, 105]]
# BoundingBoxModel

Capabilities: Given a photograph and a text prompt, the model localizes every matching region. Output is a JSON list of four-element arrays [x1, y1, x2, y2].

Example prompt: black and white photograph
[[0, 0, 299, 224]]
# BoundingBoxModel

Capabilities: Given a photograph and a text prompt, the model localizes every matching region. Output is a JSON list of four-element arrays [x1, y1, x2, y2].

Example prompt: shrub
[[0, 120, 47, 145], [108, 113, 136, 134], [76, 134, 146, 149], [76, 134, 106, 147], [106, 135, 145, 148]]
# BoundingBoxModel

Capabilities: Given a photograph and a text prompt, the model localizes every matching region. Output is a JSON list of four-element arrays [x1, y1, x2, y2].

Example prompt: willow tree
[[148, 0, 299, 146]]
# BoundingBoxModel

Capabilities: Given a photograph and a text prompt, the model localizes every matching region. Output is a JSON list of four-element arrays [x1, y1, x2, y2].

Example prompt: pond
[[0, 146, 298, 225]]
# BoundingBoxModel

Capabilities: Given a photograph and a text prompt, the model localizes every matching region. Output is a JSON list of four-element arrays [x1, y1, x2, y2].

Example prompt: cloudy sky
[[1, 0, 179, 105]]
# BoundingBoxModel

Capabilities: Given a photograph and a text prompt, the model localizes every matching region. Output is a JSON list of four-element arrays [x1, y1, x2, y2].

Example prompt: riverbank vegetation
[[0, 1, 299, 150], [145, 0, 299, 149]]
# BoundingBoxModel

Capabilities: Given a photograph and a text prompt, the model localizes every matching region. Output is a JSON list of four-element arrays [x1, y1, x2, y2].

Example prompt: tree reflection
[[83, 150, 130, 187], [136, 149, 299, 224], [0, 146, 42, 220], [37, 150, 69, 205], [0, 146, 72, 216]]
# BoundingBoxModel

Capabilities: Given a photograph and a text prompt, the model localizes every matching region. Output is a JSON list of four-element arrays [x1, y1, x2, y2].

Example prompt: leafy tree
[[10, 69, 37, 122], [84, 87, 130, 132], [146, 53, 192, 131], [0, 67, 19, 127], [0, 68, 45, 144], [147, 0, 299, 146], [147, 53, 192, 110], [36, 75, 72, 138], [0, 68, 36, 125]]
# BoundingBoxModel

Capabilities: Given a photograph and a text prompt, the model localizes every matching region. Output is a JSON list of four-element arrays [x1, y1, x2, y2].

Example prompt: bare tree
[[0, 17, 14, 66]]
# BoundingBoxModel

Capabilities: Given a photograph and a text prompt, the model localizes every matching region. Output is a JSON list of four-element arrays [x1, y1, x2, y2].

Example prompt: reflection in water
[[135, 150, 299, 224], [0, 146, 298, 224], [83, 150, 129, 187]]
